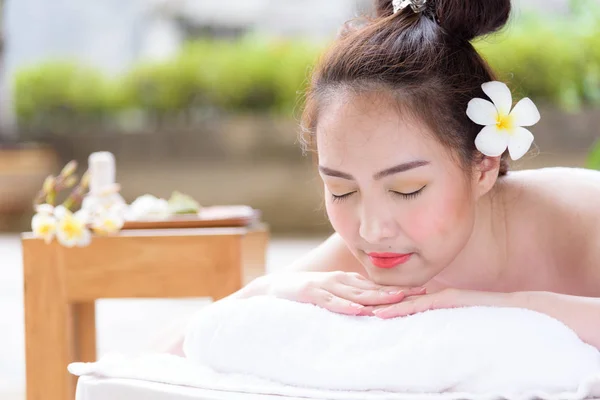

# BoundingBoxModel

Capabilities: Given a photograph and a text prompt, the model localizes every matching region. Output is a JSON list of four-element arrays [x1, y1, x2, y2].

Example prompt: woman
[[222, 0, 600, 350]]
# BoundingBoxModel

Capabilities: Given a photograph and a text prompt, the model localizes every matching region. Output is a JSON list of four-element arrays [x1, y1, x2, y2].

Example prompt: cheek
[[325, 198, 357, 241], [403, 184, 474, 244]]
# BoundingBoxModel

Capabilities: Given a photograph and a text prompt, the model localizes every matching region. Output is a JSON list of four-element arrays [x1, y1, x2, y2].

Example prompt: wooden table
[[21, 224, 269, 400]]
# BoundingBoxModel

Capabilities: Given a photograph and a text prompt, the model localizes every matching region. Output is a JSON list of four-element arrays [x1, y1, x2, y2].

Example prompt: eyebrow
[[319, 160, 430, 181]]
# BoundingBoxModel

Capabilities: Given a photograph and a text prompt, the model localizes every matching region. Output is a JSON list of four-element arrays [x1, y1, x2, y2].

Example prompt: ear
[[473, 156, 500, 197]]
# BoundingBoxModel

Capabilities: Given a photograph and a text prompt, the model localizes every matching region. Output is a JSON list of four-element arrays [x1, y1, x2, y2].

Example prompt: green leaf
[[168, 191, 201, 215]]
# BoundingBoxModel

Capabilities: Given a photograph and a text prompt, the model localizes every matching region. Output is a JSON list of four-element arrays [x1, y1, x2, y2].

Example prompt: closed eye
[[390, 186, 426, 200], [331, 186, 426, 203], [331, 192, 356, 203]]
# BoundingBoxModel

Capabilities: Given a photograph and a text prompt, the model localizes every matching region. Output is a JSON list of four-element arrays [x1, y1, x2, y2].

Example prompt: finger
[[372, 296, 434, 319], [315, 289, 365, 316], [335, 272, 408, 292], [357, 305, 376, 316], [339, 273, 425, 294], [332, 284, 426, 306], [336, 272, 427, 299], [403, 287, 429, 296], [338, 272, 381, 289], [325, 272, 427, 306]]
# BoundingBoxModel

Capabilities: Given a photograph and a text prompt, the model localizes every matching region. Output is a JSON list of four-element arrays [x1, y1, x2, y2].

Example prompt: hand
[[370, 288, 510, 319], [263, 271, 427, 316]]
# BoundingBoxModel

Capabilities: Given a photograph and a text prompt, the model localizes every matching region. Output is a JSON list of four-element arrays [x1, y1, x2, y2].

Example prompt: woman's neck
[[430, 183, 510, 291]]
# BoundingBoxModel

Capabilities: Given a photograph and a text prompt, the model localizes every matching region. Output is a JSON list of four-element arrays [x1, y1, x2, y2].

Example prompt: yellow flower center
[[38, 223, 53, 236], [94, 219, 118, 235], [103, 219, 118, 231], [496, 113, 514, 132], [61, 216, 84, 240]]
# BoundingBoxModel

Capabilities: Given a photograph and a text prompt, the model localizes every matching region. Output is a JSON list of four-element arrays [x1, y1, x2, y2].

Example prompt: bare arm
[[520, 169, 600, 348], [521, 205, 600, 349], [510, 291, 600, 349], [286, 233, 366, 274], [232, 233, 365, 299]]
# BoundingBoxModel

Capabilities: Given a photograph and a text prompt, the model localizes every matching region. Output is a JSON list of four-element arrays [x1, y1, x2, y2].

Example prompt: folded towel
[[70, 296, 600, 400]]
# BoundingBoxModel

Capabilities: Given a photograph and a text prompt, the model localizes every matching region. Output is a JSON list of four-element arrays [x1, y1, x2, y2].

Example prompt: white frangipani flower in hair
[[467, 81, 541, 161]]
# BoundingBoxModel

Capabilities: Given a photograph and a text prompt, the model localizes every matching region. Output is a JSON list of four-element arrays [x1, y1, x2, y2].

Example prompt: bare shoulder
[[501, 167, 600, 292], [504, 166, 600, 203]]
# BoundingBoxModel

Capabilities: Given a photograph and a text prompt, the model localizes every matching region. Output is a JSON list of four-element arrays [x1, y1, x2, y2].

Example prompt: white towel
[[70, 296, 600, 400]]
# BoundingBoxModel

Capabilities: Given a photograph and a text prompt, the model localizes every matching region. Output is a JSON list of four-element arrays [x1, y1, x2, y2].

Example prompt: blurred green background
[[1, 0, 599, 234]]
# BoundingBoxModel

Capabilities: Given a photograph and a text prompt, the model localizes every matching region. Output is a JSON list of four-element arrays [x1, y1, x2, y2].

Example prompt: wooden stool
[[22, 224, 269, 400]]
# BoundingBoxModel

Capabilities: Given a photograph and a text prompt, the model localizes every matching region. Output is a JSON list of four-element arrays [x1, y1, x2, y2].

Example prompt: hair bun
[[435, 0, 511, 41]]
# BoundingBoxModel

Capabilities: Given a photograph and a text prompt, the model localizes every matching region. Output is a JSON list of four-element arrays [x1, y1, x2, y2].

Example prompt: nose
[[358, 202, 400, 245]]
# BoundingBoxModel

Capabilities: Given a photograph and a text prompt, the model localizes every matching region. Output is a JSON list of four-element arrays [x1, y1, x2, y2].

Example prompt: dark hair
[[301, 0, 513, 176]]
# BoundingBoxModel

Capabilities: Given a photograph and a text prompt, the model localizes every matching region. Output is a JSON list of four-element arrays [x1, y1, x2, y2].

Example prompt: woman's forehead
[[316, 92, 441, 167]]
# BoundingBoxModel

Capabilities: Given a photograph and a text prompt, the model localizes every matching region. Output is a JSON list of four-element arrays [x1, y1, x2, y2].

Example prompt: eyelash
[[331, 187, 426, 204], [331, 192, 355, 204]]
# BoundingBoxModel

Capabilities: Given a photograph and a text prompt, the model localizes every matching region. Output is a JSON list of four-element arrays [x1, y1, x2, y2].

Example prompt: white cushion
[[183, 296, 600, 396]]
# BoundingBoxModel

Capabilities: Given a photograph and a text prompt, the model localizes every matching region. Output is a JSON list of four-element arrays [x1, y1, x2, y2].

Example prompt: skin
[[317, 91, 488, 289], [168, 89, 600, 356], [315, 90, 600, 293], [308, 90, 600, 347]]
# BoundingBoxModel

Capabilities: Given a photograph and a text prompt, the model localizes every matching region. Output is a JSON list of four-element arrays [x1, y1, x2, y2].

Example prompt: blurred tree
[[587, 140, 600, 170]]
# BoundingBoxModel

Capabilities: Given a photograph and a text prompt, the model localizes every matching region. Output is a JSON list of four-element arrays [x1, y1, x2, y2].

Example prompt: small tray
[[122, 206, 261, 230]]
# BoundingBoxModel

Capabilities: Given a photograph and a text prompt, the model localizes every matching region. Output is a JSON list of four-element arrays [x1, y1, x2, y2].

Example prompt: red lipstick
[[367, 252, 412, 269]]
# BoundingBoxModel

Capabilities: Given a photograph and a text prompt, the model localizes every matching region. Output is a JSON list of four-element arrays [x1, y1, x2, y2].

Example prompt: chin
[[368, 270, 433, 287], [362, 257, 436, 287]]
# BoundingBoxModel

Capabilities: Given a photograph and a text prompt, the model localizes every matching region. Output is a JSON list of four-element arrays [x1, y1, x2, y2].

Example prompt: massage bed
[[74, 374, 600, 400], [83, 376, 600, 400], [75, 376, 307, 400], [70, 297, 600, 400]]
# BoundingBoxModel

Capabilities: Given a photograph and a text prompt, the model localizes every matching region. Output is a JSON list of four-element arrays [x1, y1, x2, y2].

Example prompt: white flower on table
[[467, 81, 541, 161], [54, 205, 92, 248], [125, 194, 171, 221], [91, 206, 125, 236], [81, 193, 126, 236], [31, 204, 57, 244]]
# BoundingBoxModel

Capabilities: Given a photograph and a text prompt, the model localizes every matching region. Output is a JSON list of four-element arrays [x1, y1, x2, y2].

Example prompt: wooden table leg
[[23, 240, 77, 400], [73, 302, 97, 362]]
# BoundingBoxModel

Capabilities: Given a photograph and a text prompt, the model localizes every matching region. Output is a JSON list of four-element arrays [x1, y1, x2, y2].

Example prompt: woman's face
[[316, 92, 483, 287]]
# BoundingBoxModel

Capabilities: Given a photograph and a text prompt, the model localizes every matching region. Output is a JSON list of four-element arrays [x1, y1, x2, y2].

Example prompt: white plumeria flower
[[91, 207, 125, 236], [80, 196, 104, 217], [31, 204, 57, 244], [54, 205, 69, 220], [55, 208, 92, 248], [467, 81, 541, 161]]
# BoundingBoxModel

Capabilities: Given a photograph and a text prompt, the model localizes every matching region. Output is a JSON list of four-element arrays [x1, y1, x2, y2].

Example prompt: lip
[[367, 252, 412, 269]]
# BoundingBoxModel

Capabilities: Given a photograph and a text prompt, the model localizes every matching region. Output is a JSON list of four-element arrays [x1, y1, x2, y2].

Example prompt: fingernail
[[388, 290, 404, 295], [350, 303, 364, 309]]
